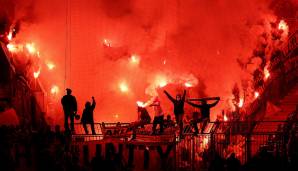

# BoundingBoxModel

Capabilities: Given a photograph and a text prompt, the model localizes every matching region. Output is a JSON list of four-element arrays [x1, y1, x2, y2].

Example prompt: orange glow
[[130, 54, 140, 64], [254, 91, 259, 98], [238, 98, 244, 108], [7, 44, 17, 52], [119, 82, 129, 92], [114, 114, 119, 119], [33, 69, 41, 79], [278, 20, 288, 32], [163, 59, 166, 65], [46, 62, 55, 70], [202, 137, 209, 149], [51, 85, 59, 94]]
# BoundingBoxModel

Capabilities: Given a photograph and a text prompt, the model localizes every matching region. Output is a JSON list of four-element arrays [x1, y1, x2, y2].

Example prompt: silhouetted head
[[176, 94, 181, 101], [167, 114, 171, 120], [201, 99, 207, 105], [85, 101, 91, 108], [230, 153, 236, 158], [66, 88, 72, 95]]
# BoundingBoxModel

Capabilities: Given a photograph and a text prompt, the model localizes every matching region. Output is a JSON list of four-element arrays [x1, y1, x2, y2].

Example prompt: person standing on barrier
[[61, 88, 77, 133], [164, 90, 186, 137], [150, 97, 164, 135], [81, 96, 96, 135], [187, 97, 220, 133]]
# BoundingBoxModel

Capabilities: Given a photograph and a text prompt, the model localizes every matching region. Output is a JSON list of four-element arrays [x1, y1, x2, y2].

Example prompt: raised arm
[[164, 90, 175, 102], [208, 97, 220, 108], [182, 90, 186, 102], [91, 96, 96, 109], [186, 100, 203, 108]]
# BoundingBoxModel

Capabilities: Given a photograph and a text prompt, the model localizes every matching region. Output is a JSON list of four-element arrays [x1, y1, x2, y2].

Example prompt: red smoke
[[1, 0, 297, 125]]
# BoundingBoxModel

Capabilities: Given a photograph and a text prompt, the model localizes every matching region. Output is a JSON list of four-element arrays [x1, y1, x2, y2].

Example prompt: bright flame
[[7, 44, 17, 52], [163, 59, 166, 65], [33, 69, 41, 79], [202, 137, 209, 149], [103, 39, 111, 47], [51, 85, 59, 94], [238, 98, 244, 108], [46, 62, 55, 70], [26, 43, 36, 54], [137, 101, 145, 107], [278, 20, 288, 32], [130, 54, 140, 64], [114, 114, 119, 119], [254, 91, 259, 98], [264, 65, 270, 80], [184, 82, 192, 87], [119, 82, 129, 92], [7, 32, 12, 41], [224, 115, 228, 121]]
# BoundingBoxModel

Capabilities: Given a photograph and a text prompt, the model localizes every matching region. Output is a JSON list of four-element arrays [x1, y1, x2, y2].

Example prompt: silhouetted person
[[61, 88, 77, 132], [209, 153, 225, 171], [164, 90, 186, 137], [191, 111, 200, 135], [81, 97, 96, 135], [187, 97, 220, 133], [226, 153, 241, 171], [164, 114, 175, 128], [150, 97, 164, 134], [129, 105, 151, 139]]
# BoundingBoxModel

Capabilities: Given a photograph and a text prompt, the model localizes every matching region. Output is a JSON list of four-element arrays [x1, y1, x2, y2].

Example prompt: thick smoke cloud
[[1, 0, 296, 124]]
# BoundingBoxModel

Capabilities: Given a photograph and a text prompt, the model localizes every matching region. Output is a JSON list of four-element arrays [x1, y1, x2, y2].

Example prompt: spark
[[163, 59, 166, 65], [119, 82, 129, 92]]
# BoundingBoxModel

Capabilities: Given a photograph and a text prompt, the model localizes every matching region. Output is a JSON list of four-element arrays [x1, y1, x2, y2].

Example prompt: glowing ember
[[114, 114, 119, 119], [119, 82, 129, 92], [51, 85, 59, 94], [278, 20, 288, 32], [26, 43, 36, 54], [158, 80, 167, 88], [254, 91, 259, 98], [7, 44, 17, 52], [238, 98, 244, 108], [202, 137, 209, 149], [33, 69, 41, 79], [163, 59, 166, 65], [130, 54, 140, 64], [7, 32, 12, 41], [46, 62, 55, 70]]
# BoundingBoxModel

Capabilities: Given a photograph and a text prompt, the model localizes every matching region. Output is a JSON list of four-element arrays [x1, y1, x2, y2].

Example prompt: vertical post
[[246, 134, 251, 162], [128, 144, 135, 168], [95, 144, 102, 157], [144, 147, 150, 170], [83, 145, 89, 165]]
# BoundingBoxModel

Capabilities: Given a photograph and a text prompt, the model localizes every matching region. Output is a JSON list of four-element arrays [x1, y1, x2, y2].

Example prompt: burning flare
[[46, 62, 55, 70], [119, 82, 129, 93], [254, 91, 259, 99], [33, 69, 41, 79], [278, 20, 288, 32], [238, 98, 244, 108], [130, 54, 140, 65], [51, 85, 59, 94], [25, 43, 36, 54]]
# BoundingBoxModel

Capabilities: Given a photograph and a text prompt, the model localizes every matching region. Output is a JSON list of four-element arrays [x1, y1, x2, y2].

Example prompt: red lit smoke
[[1, 0, 297, 125]]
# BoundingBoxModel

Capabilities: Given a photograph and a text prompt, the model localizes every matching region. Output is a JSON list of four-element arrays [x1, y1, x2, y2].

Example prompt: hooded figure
[[81, 96, 96, 134]]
